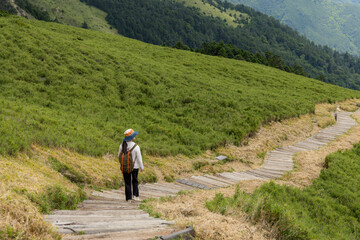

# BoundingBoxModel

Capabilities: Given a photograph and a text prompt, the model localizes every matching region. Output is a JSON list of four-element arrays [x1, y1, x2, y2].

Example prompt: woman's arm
[[135, 146, 144, 171]]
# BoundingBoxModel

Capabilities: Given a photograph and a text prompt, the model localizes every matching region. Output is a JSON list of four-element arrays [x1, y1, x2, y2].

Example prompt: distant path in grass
[[45, 110, 359, 240]]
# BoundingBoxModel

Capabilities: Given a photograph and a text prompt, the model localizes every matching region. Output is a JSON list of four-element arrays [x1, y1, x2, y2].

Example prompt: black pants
[[123, 169, 139, 201]]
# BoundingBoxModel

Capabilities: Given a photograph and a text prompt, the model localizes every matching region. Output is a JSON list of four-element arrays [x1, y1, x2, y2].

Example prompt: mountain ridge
[[229, 0, 360, 56]]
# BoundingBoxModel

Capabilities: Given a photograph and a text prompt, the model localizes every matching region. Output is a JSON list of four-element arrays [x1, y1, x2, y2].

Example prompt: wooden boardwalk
[[45, 111, 358, 239]]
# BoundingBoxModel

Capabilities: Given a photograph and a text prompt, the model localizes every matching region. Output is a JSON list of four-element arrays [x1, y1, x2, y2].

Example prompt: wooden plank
[[191, 176, 229, 187], [214, 173, 240, 183], [57, 220, 173, 234], [204, 174, 238, 185], [45, 215, 153, 223], [244, 171, 272, 179], [62, 227, 176, 240], [139, 184, 180, 194], [249, 169, 283, 179], [50, 209, 147, 216], [186, 176, 220, 188], [230, 172, 262, 180], [175, 179, 212, 189]]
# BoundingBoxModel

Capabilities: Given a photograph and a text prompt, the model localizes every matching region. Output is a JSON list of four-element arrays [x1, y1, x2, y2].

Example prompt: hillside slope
[[78, 0, 360, 90], [3, 0, 360, 90], [0, 15, 359, 158], [2, 0, 116, 33], [230, 0, 360, 56]]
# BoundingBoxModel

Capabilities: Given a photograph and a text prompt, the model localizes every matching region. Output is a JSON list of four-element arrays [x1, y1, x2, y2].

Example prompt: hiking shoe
[[133, 196, 141, 201]]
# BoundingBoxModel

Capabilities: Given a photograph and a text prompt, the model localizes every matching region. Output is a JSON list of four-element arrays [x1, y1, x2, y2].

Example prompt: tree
[[81, 21, 89, 29]]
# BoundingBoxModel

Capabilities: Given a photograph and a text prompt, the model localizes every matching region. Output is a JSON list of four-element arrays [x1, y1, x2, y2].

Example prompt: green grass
[[176, 0, 250, 27], [24, 0, 116, 33], [0, 15, 359, 157], [206, 142, 360, 239]]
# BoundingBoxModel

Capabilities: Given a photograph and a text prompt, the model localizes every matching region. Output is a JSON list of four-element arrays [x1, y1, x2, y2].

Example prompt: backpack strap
[[129, 143, 138, 152]]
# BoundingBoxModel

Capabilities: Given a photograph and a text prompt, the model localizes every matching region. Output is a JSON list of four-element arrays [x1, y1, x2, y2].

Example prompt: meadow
[[206, 143, 360, 239], [18, 0, 116, 33], [1, 15, 359, 158]]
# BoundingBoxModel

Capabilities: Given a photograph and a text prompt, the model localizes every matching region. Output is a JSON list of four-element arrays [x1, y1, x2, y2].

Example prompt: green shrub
[[192, 161, 210, 170], [0, 10, 10, 17], [139, 169, 158, 183], [26, 185, 86, 214]]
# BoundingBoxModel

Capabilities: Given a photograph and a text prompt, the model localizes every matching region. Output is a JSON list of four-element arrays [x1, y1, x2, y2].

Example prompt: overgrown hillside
[[0, 0, 116, 33], [4, 0, 360, 90], [1, 15, 359, 158], [230, 0, 360, 56]]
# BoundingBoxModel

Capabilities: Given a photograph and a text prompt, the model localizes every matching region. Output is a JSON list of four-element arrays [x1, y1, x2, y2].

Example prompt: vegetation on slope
[[14, 0, 116, 33], [0, 0, 16, 14], [1, 15, 359, 157], [174, 0, 251, 28], [175, 41, 307, 76], [207, 142, 360, 239], [78, 0, 360, 90], [0, 17, 359, 158], [230, 0, 360, 56]]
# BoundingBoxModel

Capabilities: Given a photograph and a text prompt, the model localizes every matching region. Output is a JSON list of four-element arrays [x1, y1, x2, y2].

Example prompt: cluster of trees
[[79, 0, 360, 90], [174, 41, 307, 76], [0, 0, 16, 14], [14, 0, 51, 21]]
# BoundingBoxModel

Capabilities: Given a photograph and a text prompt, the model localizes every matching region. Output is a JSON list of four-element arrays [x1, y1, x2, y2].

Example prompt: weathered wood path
[[46, 111, 358, 239]]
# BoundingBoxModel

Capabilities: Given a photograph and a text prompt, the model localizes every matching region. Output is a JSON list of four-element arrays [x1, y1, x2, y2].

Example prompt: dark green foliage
[[25, 185, 86, 214], [207, 143, 360, 239], [173, 41, 190, 51], [194, 41, 307, 76], [0, 16, 359, 158], [80, 0, 360, 90], [15, 0, 51, 21], [81, 21, 89, 29], [0, 9, 10, 17], [0, 0, 16, 15]]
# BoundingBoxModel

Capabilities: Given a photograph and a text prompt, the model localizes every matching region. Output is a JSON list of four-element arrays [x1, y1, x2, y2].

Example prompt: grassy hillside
[[207, 141, 360, 239], [15, 0, 116, 33], [79, 0, 360, 90], [175, 0, 250, 27], [230, 0, 360, 56], [1, 15, 360, 158]]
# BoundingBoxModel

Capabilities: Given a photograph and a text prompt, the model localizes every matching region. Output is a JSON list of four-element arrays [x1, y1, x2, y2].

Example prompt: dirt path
[[45, 110, 359, 239]]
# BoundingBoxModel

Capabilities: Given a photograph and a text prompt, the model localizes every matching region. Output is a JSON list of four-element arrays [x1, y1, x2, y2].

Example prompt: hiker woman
[[118, 129, 144, 201]]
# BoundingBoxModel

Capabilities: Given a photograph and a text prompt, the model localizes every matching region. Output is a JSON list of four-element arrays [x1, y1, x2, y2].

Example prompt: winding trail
[[45, 110, 359, 240]]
